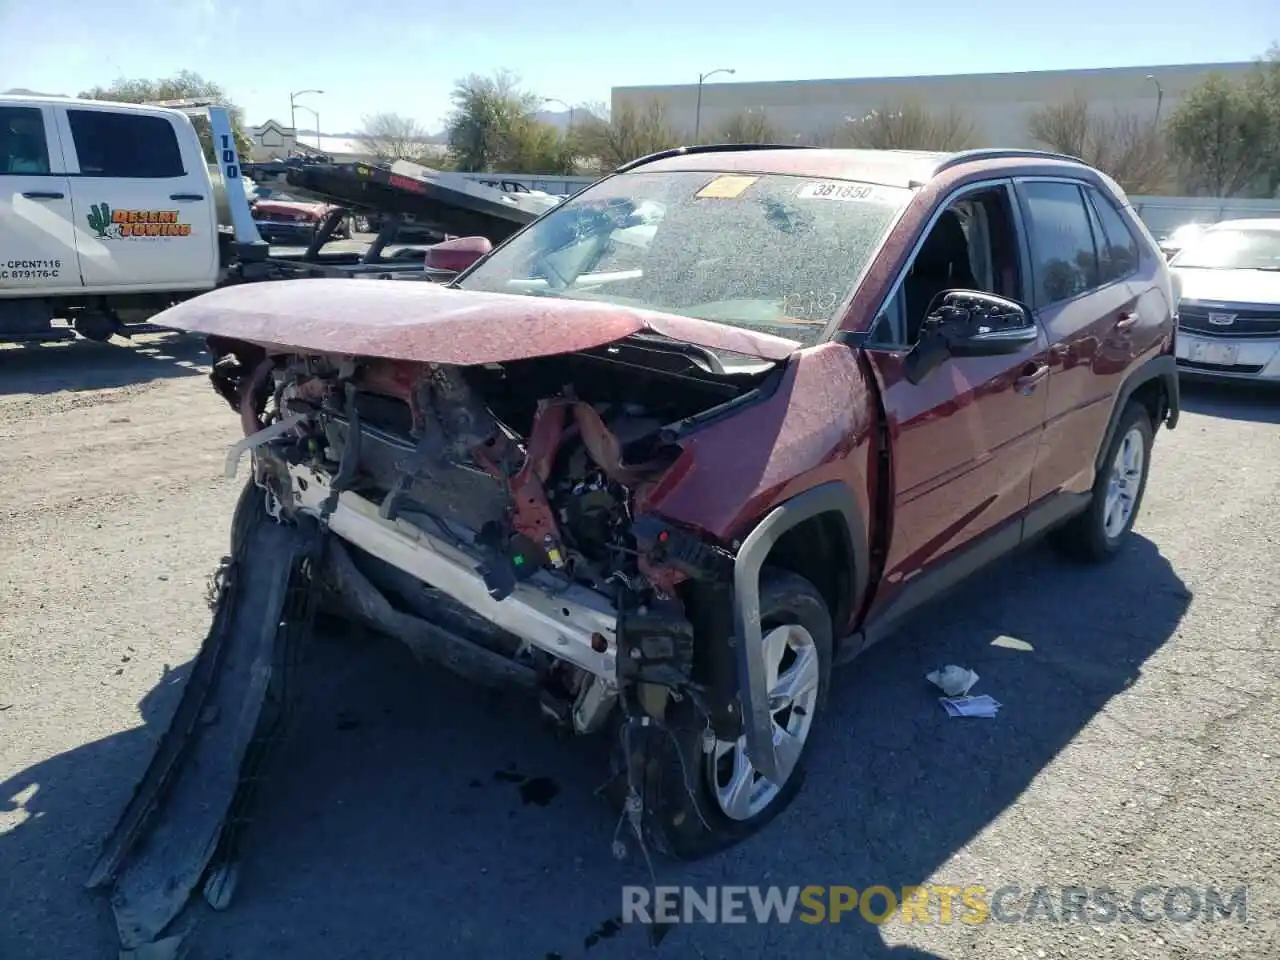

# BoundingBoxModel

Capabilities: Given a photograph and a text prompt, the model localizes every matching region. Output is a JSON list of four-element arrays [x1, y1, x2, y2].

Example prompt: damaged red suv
[[94, 146, 1180, 944]]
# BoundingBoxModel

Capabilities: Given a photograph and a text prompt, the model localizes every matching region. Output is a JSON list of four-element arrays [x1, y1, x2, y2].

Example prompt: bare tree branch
[[356, 112, 431, 163], [716, 108, 779, 144], [840, 100, 979, 151], [1026, 93, 1170, 194], [574, 100, 683, 171]]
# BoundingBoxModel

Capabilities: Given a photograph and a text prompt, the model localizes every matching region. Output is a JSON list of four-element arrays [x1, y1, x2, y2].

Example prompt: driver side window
[[869, 184, 1024, 350]]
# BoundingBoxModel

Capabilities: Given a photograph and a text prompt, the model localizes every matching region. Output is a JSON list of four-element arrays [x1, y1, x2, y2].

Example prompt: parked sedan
[[1170, 219, 1280, 383]]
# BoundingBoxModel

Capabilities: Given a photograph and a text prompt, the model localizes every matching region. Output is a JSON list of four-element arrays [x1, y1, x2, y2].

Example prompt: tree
[[574, 100, 683, 171], [78, 71, 252, 162], [1244, 43, 1280, 196], [356, 112, 432, 163], [1027, 94, 1169, 194], [442, 70, 575, 174], [1165, 73, 1273, 197], [840, 100, 978, 151], [716, 108, 779, 144]]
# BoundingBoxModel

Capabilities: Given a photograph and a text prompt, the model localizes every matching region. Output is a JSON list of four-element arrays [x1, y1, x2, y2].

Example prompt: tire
[[1050, 400, 1154, 562], [614, 567, 833, 861]]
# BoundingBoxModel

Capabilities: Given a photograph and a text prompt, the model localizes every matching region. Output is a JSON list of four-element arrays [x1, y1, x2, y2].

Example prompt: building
[[611, 62, 1259, 146], [245, 119, 446, 164]]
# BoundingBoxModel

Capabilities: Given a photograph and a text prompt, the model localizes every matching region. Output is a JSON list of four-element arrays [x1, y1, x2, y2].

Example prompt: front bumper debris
[[86, 489, 316, 951], [288, 462, 620, 682]]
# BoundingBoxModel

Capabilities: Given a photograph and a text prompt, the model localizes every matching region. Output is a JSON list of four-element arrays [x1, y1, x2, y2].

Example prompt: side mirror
[[904, 290, 1038, 385], [424, 235, 492, 274]]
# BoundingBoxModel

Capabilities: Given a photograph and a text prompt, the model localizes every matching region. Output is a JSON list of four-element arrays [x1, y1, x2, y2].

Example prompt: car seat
[[904, 210, 978, 343]]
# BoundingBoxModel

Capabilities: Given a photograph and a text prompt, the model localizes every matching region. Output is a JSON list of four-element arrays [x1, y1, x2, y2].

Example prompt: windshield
[[1171, 226, 1280, 271], [456, 169, 911, 345]]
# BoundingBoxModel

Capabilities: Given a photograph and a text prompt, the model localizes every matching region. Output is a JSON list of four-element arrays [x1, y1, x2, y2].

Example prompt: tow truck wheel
[[73, 310, 121, 343], [617, 568, 833, 861]]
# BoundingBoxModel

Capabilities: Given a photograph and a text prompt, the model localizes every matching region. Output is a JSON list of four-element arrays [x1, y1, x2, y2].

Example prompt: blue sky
[[1, 0, 1276, 134]]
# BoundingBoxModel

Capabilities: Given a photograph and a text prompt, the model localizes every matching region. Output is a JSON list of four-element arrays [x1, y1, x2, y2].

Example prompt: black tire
[[615, 567, 833, 861], [1050, 401, 1154, 562]]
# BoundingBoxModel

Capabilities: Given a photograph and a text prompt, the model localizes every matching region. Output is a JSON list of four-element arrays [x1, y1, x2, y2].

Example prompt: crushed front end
[[216, 337, 770, 741]]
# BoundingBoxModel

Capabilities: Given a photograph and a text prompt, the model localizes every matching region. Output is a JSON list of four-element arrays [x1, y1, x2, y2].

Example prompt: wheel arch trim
[[731, 481, 869, 783], [1094, 353, 1179, 475]]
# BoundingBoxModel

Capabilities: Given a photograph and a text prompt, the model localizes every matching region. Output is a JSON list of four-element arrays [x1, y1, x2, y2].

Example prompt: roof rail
[[931, 148, 1086, 175], [615, 142, 818, 174]]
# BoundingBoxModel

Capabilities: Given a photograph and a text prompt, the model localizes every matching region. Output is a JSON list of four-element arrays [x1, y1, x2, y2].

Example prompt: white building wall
[[612, 62, 1259, 146]]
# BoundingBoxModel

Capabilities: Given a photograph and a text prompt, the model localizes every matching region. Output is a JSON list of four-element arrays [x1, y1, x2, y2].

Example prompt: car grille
[[1178, 302, 1280, 337], [1177, 358, 1266, 374]]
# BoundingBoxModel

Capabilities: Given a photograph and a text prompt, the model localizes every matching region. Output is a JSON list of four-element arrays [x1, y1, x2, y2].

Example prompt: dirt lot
[[1, 333, 1278, 960]]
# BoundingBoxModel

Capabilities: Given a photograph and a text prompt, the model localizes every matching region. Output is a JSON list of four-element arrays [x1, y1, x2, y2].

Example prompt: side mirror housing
[[424, 235, 492, 274], [904, 290, 1038, 385]]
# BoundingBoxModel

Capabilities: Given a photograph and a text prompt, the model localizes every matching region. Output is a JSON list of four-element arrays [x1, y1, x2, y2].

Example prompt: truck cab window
[[67, 110, 185, 178], [1, 107, 50, 174]]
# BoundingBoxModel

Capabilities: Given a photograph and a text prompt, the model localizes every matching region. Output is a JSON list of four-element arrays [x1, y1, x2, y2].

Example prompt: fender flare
[[1094, 353, 1180, 474], [731, 481, 870, 783]]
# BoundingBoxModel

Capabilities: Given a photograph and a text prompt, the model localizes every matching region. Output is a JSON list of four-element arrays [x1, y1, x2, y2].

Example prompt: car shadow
[[0, 535, 1188, 960], [1178, 377, 1280, 423], [0, 331, 209, 397]]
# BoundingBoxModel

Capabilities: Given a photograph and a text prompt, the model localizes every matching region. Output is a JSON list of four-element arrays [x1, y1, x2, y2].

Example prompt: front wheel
[[1051, 401, 1154, 562], [616, 567, 833, 860]]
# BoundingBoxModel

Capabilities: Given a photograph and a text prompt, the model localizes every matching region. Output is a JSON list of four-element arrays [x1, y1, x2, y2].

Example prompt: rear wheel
[[1051, 401, 1154, 562], [617, 567, 833, 860]]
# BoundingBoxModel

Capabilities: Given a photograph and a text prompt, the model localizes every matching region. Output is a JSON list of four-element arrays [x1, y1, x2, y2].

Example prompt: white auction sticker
[[797, 181, 888, 203]]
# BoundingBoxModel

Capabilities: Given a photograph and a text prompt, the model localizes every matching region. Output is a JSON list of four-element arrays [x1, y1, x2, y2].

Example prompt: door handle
[[170, 193, 204, 201], [1114, 311, 1139, 330], [22, 191, 65, 200], [1014, 361, 1049, 395]]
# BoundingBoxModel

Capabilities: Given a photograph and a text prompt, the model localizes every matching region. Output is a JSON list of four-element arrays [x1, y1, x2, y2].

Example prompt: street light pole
[[1145, 74, 1164, 128], [289, 88, 324, 150], [694, 67, 735, 142], [543, 97, 575, 130], [296, 105, 322, 150]]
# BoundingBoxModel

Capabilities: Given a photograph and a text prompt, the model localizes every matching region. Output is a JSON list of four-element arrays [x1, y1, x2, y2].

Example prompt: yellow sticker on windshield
[[696, 175, 758, 199]]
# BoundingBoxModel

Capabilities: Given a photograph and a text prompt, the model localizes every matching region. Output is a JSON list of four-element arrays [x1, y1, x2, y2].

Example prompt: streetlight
[[694, 67, 735, 142], [289, 89, 324, 148], [295, 104, 322, 150], [1145, 74, 1164, 128], [543, 97, 575, 129]]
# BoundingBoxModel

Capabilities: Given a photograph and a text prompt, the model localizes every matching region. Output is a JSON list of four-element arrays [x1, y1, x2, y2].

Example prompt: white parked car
[[1169, 218, 1280, 383]]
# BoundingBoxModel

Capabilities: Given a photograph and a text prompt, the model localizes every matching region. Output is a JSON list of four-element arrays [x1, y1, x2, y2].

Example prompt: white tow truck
[[0, 94, 272, 342], [1, 94, 544, 344]]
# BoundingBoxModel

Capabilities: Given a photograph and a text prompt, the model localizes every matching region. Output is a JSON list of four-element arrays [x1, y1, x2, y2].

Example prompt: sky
[[1, 0, 1277, 135]]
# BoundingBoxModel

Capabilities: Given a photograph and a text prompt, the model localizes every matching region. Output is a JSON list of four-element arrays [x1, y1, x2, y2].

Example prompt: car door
[[1014, 178, 1143, 504], [55, 104, 218, 290], [859, 179, 1050, 618], [0, 102, 81, 292]]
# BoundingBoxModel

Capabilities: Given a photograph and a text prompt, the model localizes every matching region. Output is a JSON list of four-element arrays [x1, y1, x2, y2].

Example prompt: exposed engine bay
[[214, 334, 776, 734]]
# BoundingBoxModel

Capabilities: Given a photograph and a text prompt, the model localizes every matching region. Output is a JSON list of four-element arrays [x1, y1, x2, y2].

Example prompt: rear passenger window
[[1085, 187, 1140, 283], [1020, 181, 1099, 307], [67, 110, 185, 178], [0, 106, 51, 174]]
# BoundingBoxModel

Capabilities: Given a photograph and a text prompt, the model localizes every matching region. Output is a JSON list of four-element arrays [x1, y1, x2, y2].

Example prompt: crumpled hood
[[1174, 267, 1280, 306], [155, 279, 803, 364]]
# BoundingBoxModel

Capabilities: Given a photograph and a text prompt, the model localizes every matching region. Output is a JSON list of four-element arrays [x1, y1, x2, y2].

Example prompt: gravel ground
[[1, 334, 1277, 960]]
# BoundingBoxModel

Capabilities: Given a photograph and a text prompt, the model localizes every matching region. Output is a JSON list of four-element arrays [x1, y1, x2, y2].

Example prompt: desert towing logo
[[87, 203, 192, 240]]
